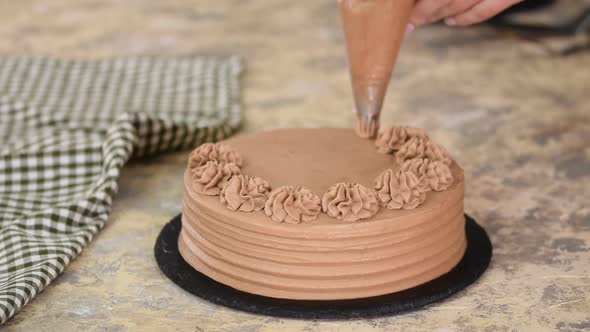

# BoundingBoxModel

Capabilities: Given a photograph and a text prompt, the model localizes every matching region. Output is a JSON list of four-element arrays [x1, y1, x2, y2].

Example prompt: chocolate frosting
[[375, 126, 427, 154], [374, 168, 426, 210], [395, 136, 428, 163], [322, 183, 379, 222], [191, 161, 241, 195], [264, 186, 322, 224], [399, 157, 429, 176], [189, 143, 244, 168], [425, 160, 454, 192], [220, 175, 271, 212], [180, 128, 467, 300], [395, 136, 451, 165], [426, 142, 452, 165]]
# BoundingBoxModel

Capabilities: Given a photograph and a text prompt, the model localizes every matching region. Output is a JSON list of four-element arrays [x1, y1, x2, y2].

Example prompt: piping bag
[[339, 0, 414, 138]]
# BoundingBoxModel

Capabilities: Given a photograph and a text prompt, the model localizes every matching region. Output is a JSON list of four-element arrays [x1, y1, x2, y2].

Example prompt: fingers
[[429, 0, 482, 24], [409, 0, 453, 27], [406, 0, 523, 33], [444, 0, 523, 26]]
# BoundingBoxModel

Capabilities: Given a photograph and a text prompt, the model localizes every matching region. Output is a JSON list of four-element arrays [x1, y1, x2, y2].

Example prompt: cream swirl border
[[188, 126, 455, 223]]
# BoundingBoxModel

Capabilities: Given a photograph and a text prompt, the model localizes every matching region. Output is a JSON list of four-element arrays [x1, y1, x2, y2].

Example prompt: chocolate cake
[[179, 127, 466, 300]]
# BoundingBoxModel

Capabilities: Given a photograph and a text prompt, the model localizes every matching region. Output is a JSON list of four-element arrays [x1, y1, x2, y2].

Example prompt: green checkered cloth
[[0, 56, 242, 324]]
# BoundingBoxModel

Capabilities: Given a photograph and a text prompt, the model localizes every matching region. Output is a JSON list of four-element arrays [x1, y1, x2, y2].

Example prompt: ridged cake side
[[179, 169, 466, 300]]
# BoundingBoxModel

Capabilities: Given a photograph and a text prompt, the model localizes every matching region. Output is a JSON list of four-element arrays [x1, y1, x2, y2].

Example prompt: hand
[[407, 0, 524, 31]]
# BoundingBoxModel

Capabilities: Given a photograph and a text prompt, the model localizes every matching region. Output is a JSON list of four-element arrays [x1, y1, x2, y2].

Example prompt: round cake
[[179, 128, 466, 300]]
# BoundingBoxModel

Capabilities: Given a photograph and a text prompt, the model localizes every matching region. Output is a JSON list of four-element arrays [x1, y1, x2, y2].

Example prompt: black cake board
[[154, 214, 492, 320]]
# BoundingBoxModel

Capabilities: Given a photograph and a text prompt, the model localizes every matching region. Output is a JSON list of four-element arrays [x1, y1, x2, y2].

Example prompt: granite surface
[[1, 0, 589, 331]]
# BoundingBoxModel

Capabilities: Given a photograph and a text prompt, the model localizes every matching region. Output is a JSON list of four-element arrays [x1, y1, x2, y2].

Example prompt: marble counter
[[1, 0, 589, 331]]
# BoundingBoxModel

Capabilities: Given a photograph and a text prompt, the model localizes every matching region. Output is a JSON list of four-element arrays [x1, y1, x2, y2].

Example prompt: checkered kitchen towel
[[0, 56, 242, 324]]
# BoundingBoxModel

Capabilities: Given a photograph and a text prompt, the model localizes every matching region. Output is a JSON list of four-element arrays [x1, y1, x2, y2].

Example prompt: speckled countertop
[[1, 1, 589, 331]]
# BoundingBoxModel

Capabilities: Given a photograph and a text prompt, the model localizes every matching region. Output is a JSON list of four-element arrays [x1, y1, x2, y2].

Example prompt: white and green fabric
[[0, 56, 242, 324]]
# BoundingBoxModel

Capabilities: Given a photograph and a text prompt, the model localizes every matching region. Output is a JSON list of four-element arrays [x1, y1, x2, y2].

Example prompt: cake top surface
[[186, 127, 463, 227], [225, 128, 395, 194]]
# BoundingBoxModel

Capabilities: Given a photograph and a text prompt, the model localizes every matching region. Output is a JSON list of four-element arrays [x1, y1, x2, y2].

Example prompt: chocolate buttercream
[[220, 175, 271, 212], [374, 168, 426, 210], [191, 161, 241, 195], [264, 186, 322, 224], [375, 126, 428, 154], [180, 128, 466, 300], [395, 136, 429, 163], [399, 158, 429, 177], [395, 136, 452, 165], [426, 142, 452, 165], [322, 182, 379, 222], [425, 160, 454, 192], [189, 143, 243, 168], [399, 158, 430, 191]]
